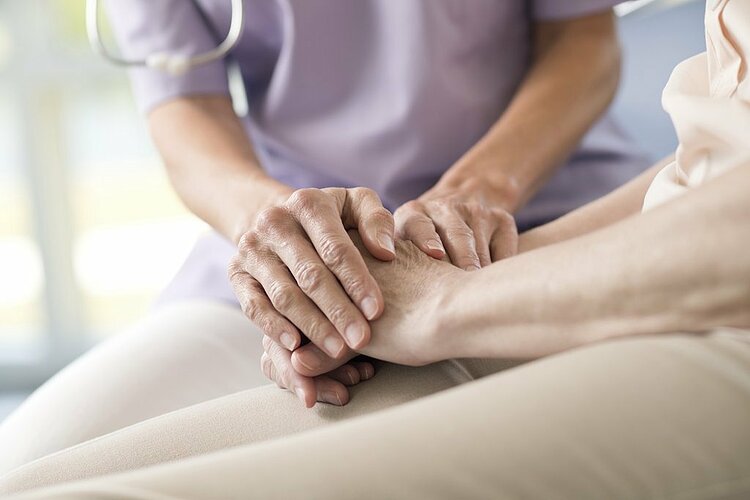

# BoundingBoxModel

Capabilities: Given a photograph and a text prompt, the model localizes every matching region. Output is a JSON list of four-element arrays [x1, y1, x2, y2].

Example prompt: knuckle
[[339, 273, 367, 300], [495, 209, 516, 227], [255, 206, 288, 233], [241, 295, 262, 322], [227, 256, 244, 280], [279, 366, 294, 388], [237, 232, 260, 254], [349, 186, 376, 201], [432, 199, 452, 212], [295, 261, 328, 294], [287, 188, 320, 211], [318, 237, 349, 269], [367, 207, 394, 227], [326, 304, 351, 327], [468, 204, 488, 219], [397, 200, 423, 215], [267, 282, 297, 313], [305, 318, 334, 342]]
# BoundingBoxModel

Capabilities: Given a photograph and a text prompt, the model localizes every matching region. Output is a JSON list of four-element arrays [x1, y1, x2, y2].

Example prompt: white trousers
[[1, 301, 749, 499]]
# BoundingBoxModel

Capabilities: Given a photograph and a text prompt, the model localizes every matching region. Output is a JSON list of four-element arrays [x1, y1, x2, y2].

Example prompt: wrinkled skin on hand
[[352, 231, 461, 366], [262, 230, 462, 406]]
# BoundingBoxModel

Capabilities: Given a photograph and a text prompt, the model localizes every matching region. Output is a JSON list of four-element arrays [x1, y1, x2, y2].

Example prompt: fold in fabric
[[642, 0, 750, 212]]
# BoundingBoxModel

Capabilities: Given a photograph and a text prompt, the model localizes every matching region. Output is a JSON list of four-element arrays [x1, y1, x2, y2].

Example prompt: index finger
[[289, 193, 384, 322]]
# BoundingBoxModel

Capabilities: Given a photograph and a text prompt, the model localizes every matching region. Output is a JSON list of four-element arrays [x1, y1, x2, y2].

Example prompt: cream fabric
[[0, 301, 516, 495], [0, 301, 268, 476], [6, 332, 750, 499], [642, 0, 750, 211]]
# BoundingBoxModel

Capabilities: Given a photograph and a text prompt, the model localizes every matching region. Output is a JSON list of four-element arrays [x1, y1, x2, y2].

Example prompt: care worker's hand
[[260, 335, 376, 407], [228, 187, 396, 361], [394, 184, 519, 270]]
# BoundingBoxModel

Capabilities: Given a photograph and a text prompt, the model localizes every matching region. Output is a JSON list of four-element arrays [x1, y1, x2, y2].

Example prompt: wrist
[[230, 172, 294, 244], [425, 267, 484, 361], [436, 161, 522, 212]]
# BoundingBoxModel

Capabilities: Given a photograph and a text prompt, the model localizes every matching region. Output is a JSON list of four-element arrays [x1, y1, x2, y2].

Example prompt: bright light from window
[[74, 217, 207, 296], [0, 237, 43, 307]]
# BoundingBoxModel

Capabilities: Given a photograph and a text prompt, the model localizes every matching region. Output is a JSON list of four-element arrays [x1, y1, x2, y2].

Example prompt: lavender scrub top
[[105, 0, 648, 306]]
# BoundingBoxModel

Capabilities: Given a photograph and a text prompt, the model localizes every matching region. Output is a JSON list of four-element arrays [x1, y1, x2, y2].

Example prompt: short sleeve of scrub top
[[104, 0, 231, 113], [105, 0, 649, 307]]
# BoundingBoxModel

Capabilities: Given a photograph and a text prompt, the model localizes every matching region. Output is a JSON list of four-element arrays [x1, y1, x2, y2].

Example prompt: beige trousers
[[1, 301, 749, 499]]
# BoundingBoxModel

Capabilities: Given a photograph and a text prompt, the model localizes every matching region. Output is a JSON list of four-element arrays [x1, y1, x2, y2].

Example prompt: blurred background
[[0, 1, 207, 416], [0, 0, 703, 420]]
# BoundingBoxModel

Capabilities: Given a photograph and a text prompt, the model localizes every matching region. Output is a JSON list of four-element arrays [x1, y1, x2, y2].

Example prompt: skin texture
[[264, 161, 750, 405], [228, 187, 396, 358], [149, 12, 621, 405], [396, 11, 621, 267]]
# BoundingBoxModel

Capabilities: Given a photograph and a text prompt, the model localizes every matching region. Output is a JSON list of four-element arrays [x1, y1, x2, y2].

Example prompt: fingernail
[[361, 296, 378, 320], [295, 388, 306, 404], [464, 264, 481, 272], [280, 332, 297, 350], [322, 391, 344, 406], [378, 233, 395, 254], [296, 350, 322, 371], [425, 239, 444, 253], [362, 365, 374, 380], [346, 368, 358, 385], [323, 336, 345, 357], [345, 324, 366, 348]]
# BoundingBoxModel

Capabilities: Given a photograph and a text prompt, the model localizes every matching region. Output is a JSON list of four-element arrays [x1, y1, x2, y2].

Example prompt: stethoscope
[[85, 0, 245, 76]]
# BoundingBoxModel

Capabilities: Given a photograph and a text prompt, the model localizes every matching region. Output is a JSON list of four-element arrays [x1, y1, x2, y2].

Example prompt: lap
[[0, 300, 268, 476], [0, 322, 515, 494], [9, 332, 750, 499]]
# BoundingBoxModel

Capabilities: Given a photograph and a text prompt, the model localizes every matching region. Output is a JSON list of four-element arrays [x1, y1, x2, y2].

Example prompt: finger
[[337, 187, 396, 261], [327, 364, 362, 386], [312, 376, 350, 406], [465, 215, 492, 267], [350, 360, 376, 381], [263, 336, 318, 408], [327, 360, 376, 385], [292, 342, 357, 377], [264, 349, 351, 406], [228, 258, 301, 350], [272, 235, 371, 351], [490, 215, 519, 261], [287, 188, 384, 322], [394, 201, 446, 259], [250, 254, 347, 359], [429, 209, 481, 271]]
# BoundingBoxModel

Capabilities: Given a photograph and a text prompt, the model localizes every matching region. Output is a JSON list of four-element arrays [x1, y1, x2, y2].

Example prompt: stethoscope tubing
[[86, 0, 245, 75]]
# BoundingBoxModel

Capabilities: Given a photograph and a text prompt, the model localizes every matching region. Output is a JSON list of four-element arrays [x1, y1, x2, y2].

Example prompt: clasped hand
[[229, 186, 518, 406]]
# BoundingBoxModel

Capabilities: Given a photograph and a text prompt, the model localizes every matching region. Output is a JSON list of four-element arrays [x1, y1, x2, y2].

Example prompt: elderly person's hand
[[260, 336, 376, 407], [229, 187, 396, 360], [261, 231, 464, 406]]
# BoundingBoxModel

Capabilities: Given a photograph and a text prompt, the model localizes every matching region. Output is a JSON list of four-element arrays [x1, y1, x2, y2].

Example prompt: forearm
[[437, 12, 621, 211], [518, 156, 673, 252], [437, 164, 750, 360], [149, 95, 292, 243]]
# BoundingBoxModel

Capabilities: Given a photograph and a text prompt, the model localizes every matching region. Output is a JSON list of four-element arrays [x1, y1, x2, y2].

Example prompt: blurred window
[[0, 2, 206, 383]]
